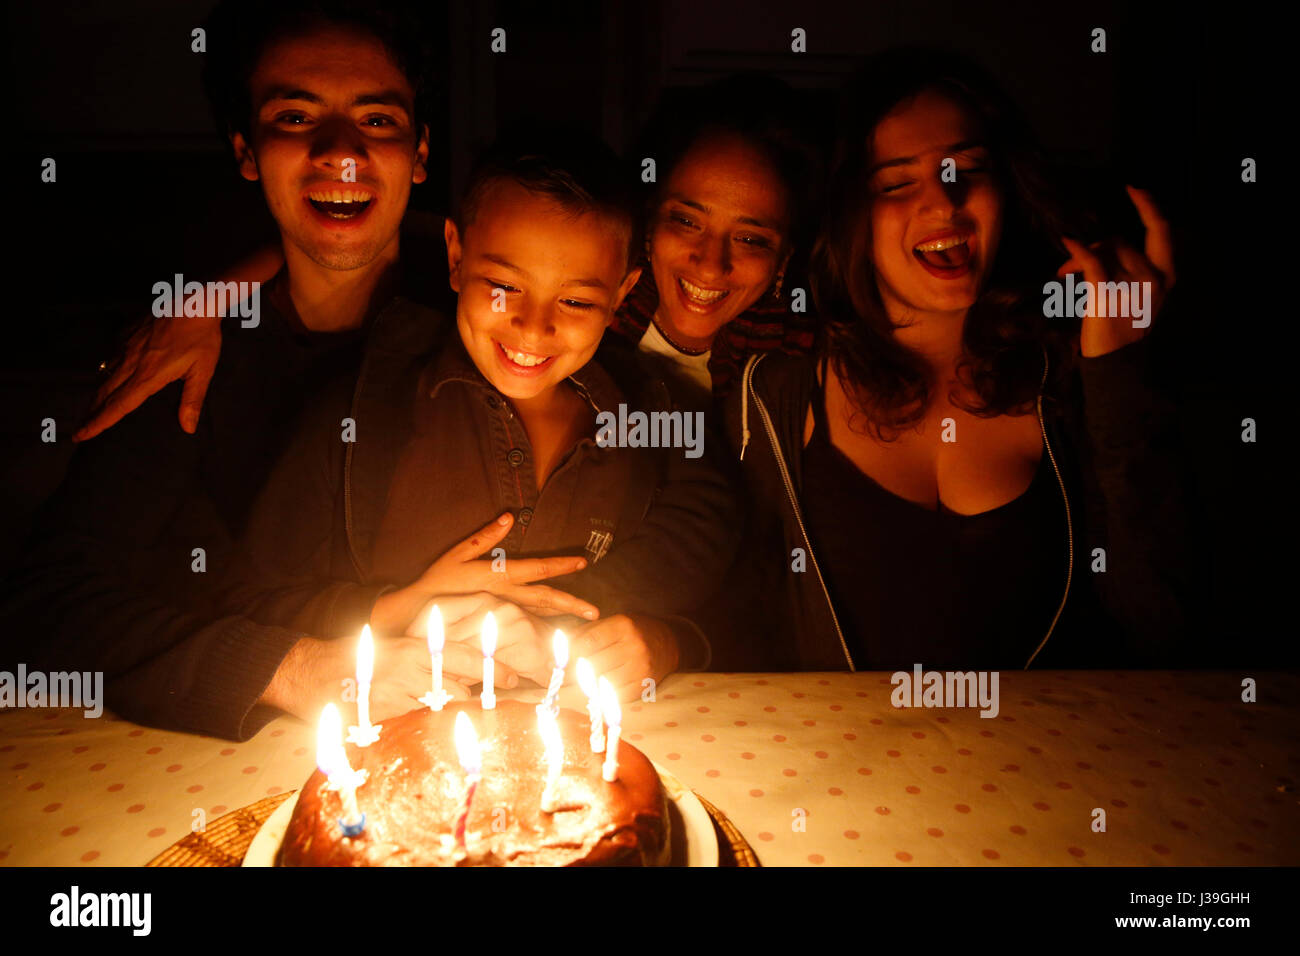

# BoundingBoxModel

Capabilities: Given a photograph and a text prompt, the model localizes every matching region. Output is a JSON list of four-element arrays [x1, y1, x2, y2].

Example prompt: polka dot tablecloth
[[2, 671, 1297, 866]]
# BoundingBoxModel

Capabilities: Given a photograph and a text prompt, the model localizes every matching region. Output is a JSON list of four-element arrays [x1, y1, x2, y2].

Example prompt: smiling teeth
[[679, 277, 728, 303], [501, 343, 549, 367], [308, 190, 370, 203], [914, 235, 968, 253]]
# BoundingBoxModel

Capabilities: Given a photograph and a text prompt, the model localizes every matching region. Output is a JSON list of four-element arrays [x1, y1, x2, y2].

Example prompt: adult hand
[[1059, 185, 1176, 358], [75, 314, 223, 441], [424, 592, 561, 687], [369, 512, 599, 635], [570, 614, 681, 702]]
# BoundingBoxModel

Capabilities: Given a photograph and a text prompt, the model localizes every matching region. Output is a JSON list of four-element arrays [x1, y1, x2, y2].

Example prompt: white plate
[[244, 762, 717, 867]]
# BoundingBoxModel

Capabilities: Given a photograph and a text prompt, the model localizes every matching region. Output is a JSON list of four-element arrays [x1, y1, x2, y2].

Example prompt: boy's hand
[[425, 592, 560, 687], [570, 614, 681, 702], [369, 513, 599, 635]]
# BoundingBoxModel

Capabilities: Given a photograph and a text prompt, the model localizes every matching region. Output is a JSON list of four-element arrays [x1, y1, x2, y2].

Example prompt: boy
[[225, 131, 739, 724]]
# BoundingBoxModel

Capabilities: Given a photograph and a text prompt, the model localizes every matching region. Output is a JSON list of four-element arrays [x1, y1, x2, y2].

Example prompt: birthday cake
[[278, 700, 671, 866]]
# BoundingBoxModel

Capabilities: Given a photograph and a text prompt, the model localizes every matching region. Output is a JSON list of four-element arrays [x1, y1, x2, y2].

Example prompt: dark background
[[1, 1, 1282, 663]]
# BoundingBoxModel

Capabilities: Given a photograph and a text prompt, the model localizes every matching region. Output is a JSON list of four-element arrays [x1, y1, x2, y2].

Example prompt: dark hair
[[811, 47, 1072, 440], [201, 0, 436, 143], [637, 74, 826, 260], [454, 125, 642, 273]]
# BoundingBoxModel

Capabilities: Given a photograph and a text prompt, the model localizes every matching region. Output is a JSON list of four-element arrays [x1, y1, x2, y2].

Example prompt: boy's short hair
[[454, 126, 641, 274], [201, 0, 437, 142]]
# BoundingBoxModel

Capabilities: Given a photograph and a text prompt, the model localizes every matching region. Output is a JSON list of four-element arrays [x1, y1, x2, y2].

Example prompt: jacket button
[[486, 395, 502, 410], [518, 508, 533, 526], [507, 448, 525, 467]]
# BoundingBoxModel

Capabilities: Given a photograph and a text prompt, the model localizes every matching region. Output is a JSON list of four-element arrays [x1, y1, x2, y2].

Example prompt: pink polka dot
[[936, 717, 950, 724], [270, 729, 284, 737], [146, 746, 162, 755], [793, 692, 805, 698], [1003, 764, 1020, 772], [773, 734, 786, 742], [219, 748, 234, 756], [843, 733, 857, 741], [814, 751, 828, 759], [26, 782, 43, 791], [630, 704, 642, 713], [147, 827, 165, 838], [692, 680, 706, 687], [756, 679, 769, 685], [126, 804, 144, 814], [1153, 844, 1171, 855], [128, 730, 143, 737], [817, 679, 829, 685], [844, 830, 859, 839], [11, 762, 28, 770], [979, 730, 994, 738], [1010, 825, 1026, 835], [955, 804, 971, 814], [895, 851, 912, 862], [758, 832, 774, 842], [242, 766, 257, 775], [734, 720, 748, 726], [80, 851, 100, 862], [1111, 799, 1127, 808], [782, 768, 797, 777], [741, 752, 755, 760], [628, 733, 643, 741], [1033, 802, 1051, 811], [73, 746, 89, 754], [749, 789, 763, 797], [267, 786, 282, 795], [1001, 716, 1015, 722], [911, 732, 926, 739], [1056, 781, 1072, 790], [186, 785, 203, 794], [927, 827, 944, 837], [829, 787, 843, 796], [982, 848, 1000, 860], [210, 805, 227, 815], [870, 718, 882, 725], [906, 785, 921, 794], [705, 769, 720, 778], [43, 803, 61, 813], [89, 763, 105, 772], [166, 764, 182, 773], [957, 748, 972, 756], [981, 783, 997, 792], [61, 826, 79, 837], [696, 706, 710, 713], [830, 704, 843, 711], [802, 720, 816, 727], [701, 734, 715, 742], [857, 767, 872, 775], [1028, 746, 1042, 754], [1067, 846, 1085, 858], [727, 692, 739, 699], [107, 783, 123, 792], [875, 806, 891, 815], [807, 854, 824, 864], [666, 753, 680, 760], [887, 750, 901, 758], [932, 766, 947, 774]]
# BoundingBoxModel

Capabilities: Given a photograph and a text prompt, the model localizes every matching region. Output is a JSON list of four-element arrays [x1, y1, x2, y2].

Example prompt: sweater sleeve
[[0, 384, 306, 740], [1073, 333, 1194, 663]]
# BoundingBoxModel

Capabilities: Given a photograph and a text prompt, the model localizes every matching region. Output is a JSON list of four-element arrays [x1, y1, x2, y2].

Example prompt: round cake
[[279, 700, 670, 866]]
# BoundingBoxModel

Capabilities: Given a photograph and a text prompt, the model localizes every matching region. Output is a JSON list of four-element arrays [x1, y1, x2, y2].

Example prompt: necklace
[[650, 312, 711, 357]]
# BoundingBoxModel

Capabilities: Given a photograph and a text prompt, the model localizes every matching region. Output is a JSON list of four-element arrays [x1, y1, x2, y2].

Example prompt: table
[[2, 671, 1297, 866]]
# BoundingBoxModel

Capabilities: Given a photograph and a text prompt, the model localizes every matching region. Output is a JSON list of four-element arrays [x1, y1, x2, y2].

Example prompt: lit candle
[[453, 711, 481, 854], [480, 611, 497, 710], [317, 703, 368, 836], [576, 658, 604, 753], [347, 625, 382, 746], [599, 677, 621, 782], [537, 629, 568, 716], [418, 605, 451, 711], [537, 708, 563, 813]]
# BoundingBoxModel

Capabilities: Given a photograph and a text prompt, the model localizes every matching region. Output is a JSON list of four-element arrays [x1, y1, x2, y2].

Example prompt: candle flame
[[598, 676, 621, 728], [576, 657, 597, 698], [316, 703, 347, 779], [552, 629, 569, 670], [537, 708, 562, 775], [481, 611, 497, 658], [454, 711, 481, 775], [357, 625, 374, 685], [427, 605, 444, 654]]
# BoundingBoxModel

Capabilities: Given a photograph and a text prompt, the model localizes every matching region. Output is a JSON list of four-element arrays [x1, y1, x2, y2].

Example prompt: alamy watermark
[[595, 404, 705, 459], [1042, 275, 1151, 328], [152, 273, 260, 328], [891, 664, 999, 718], [0, 664, 103, 717]]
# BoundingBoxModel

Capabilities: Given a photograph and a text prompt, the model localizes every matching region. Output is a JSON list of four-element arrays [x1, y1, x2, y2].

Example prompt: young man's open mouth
[[304, 187, 376, 226], [913, 230, 975, 279]]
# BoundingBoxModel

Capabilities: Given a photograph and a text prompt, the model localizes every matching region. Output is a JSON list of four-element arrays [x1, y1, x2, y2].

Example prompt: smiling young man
[[0, 1, 520, 739], [221, 133, 740, 714]]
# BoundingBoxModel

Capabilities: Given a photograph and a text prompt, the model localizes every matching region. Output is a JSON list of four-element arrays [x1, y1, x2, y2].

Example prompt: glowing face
[[648, 134, 791, 350], [446, 181, 640, 405], [865, 90, 1003, 320], [234, 25, 428, 270]]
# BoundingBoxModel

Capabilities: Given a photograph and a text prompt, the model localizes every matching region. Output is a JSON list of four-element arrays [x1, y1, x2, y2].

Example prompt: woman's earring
[[772, 273, 785, 299]]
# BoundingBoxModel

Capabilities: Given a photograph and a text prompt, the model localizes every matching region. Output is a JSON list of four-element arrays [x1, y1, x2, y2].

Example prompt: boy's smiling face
[[233, 24, 428, 270], [446, 180, 640, 404]]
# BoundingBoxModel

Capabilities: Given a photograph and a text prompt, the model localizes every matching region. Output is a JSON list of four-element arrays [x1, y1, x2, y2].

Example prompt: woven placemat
[[147, 789, 758, 867]]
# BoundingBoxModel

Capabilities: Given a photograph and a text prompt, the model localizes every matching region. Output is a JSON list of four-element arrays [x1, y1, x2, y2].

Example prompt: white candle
[[453, 711, 482, 852], [576, 658, 604, 753], [419, 605, 451, 711], [317, 703, 367, 835], [538, 629, 568, 715], [347, 625, 382, 746], [537, 708, 563, 813], [599, 677, 621, 782], [480, 611, 496, 710]]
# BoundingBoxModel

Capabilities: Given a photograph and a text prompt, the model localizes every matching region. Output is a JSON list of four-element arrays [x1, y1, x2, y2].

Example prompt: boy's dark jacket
[[705, 329, 1193, 672], [217, 297, 740, 667]]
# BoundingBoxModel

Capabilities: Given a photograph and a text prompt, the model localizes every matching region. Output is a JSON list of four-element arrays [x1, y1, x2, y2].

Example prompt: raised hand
[[1058, 185, 1176, 358]]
